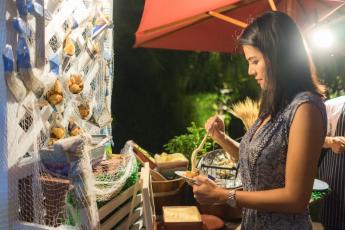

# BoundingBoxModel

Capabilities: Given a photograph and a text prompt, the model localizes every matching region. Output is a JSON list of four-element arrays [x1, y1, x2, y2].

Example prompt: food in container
[[48, 113, 65, 145], [67, 74, 84, 94], [62, 37, 75, 71], [68, 120, 81, 136], [92, 156, 123, 176], [48, 138, 58, 146], [211, 157, 236, 179], [185, 170, 199, 178], [63, 37, 75, 56], [48, 94, 63, 105], [175, 170, 200, 185], [154, 152, 187, 163], [155, 152, 188, 179], [78, 103, 90, 119], [47, 79, 63, 105], [199, 149, 242, 188], [51, 127, 65, 139]]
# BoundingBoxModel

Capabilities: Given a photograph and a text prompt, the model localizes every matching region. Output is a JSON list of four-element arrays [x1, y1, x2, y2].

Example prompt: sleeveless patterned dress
[[239, 91, 327, 230]]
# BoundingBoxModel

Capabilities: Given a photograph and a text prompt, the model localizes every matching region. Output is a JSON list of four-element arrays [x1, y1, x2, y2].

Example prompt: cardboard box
[[163, 206, 203, 230]]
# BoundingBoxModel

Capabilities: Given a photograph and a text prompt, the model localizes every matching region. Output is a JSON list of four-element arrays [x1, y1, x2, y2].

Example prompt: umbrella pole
[[268, 0, 277, 11], [208, 11, 248, 28], [318, 2, 345, 23]]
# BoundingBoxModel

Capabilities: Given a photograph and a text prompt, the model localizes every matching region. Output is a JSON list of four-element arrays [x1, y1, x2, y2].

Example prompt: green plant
[[183, 93, 217, 127], [213, 87, 232, 127], [163, 122, 216, 163]]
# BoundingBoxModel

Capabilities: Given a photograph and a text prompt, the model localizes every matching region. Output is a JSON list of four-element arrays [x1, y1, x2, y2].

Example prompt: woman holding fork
[[192, 11, 326, 229]]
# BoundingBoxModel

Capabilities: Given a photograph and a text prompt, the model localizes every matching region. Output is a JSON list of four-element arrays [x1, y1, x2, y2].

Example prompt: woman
[[192, 11, 327, 229]]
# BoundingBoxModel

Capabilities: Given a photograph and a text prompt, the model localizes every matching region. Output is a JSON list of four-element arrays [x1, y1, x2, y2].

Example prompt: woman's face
[[243, 45, 267, 90]]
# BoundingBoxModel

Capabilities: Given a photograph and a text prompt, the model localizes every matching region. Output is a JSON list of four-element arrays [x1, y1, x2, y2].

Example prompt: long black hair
[[239, 11, 325, 117]]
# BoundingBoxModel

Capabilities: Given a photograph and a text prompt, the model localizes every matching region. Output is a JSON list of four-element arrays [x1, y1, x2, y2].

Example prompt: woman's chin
[[259, 83, 267, 90]]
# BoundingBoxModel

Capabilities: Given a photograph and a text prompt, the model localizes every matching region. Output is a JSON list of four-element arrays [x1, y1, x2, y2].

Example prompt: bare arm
[[215, 133, 240, 161], [195, 103, 325, 214], [205, 115, 239, 161]]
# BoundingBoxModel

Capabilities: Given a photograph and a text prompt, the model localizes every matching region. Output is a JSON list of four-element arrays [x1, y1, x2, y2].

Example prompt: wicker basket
[[18, 175, 70, 227]]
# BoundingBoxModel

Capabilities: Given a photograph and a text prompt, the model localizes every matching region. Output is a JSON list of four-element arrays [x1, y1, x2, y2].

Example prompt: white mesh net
[[0, 0, 127, 229], [93, 142, 137, 202]]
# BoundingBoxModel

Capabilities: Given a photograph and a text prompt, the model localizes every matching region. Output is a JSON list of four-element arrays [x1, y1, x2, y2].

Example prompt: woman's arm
[[216, 134, 240, 161], [195, 103, 325, 214], [205, 115, 240, 161]]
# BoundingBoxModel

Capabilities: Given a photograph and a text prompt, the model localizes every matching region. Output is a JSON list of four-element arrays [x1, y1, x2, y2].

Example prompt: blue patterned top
[[239, 91, 327, 230]]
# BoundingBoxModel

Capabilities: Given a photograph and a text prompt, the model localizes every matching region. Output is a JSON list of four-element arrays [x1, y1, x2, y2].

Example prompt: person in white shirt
[[319, 95, 345, 230]]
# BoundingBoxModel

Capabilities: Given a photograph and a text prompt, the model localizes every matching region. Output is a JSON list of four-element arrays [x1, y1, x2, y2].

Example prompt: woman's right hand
[[205, 115, 225, 143]]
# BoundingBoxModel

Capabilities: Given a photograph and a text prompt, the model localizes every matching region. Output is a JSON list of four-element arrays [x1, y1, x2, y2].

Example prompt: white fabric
[[325, 96, 345, 136]]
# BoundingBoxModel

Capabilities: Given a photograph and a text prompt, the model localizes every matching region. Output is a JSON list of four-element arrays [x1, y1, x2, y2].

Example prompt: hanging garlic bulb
[[47, 79, 64, 105]]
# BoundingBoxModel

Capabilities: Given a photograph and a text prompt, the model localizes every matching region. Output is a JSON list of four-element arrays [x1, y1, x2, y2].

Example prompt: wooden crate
[[98, 182, 144, 230], [98, 163, 153, 230]]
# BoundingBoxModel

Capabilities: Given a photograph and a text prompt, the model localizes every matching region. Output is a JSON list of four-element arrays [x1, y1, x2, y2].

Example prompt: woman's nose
[[248, 66, 255, 76]]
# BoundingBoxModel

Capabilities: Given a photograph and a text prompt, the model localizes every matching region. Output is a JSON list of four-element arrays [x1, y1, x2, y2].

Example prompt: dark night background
[[112, 0, 345, 154]]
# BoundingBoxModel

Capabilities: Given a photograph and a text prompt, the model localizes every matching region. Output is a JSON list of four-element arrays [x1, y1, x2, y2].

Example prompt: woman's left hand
[[192, 175, 221, 204]]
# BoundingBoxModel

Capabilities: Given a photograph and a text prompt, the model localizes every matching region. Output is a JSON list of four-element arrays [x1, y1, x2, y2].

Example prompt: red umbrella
[[134, 0, 345, 53]]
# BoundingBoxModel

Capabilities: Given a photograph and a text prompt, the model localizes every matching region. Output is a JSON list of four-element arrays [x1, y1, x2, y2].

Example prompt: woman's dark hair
[[239, 11, 325, 117]]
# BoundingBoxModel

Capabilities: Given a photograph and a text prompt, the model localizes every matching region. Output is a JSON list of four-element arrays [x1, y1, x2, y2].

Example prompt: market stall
[[0, 1, 336, 229], [0, 0, 146, 229]]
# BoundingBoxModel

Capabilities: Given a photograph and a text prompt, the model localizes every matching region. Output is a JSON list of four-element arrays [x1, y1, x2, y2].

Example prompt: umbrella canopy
[[134, 0, 345, 53]]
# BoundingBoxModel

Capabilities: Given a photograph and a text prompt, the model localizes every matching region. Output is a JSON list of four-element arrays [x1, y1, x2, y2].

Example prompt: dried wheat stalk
[[229, 97, 259, 131]]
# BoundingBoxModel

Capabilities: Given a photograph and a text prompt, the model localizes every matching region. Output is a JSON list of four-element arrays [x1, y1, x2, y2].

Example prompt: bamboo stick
[[191, 133, 208, 172]]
